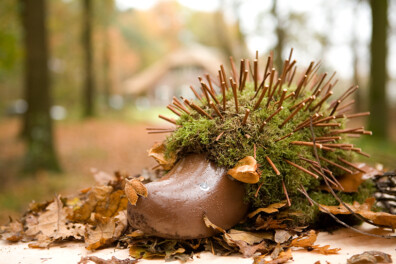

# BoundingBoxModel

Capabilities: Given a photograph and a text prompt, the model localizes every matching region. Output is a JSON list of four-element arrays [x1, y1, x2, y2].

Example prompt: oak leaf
[[319, 197, 396, 228], [148, 142, 176, 170], [248, 201, 288, 218], [228, 156, 260, 184]]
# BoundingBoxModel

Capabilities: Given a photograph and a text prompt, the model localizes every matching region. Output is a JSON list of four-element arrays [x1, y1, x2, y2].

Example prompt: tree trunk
[[82, 0, 95, 117], [368, 0, 388, 139], [21, 0, 61, 172]]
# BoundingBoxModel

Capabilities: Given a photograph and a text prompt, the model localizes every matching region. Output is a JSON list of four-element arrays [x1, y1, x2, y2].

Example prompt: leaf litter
[[0, 170, 394, 263]]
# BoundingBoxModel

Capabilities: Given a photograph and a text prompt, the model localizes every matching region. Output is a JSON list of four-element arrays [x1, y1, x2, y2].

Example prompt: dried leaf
[[290, 230, 317, 248], [148, 142, 176, 170], [319, 197, 396, 228], [248, 201, 288, 218], [78, 256, 138, 264], [203, 214, 226, 233], [1, 220, 24, 242], [274, 229, 292, 244], [85, 211, 127, 250], [347, 251, 393, 264], [312, 245, 341, 255], [126, 230, 145, 238], [227, 156, 260, 183], [228, 229, 272, 245], [124, 179, 148, 206], [256, 248, 293, 264], [233, 240, 268, 258], [25, 196, 85, 245], [255, 216, 289, 230], [91, 168, 117, 186]]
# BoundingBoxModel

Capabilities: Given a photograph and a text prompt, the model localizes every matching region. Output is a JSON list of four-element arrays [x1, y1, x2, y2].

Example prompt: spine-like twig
[[319, 156, 353, 174], [265, 106, 283, 123], [279, 103, 305, 128], [282, 180, 291, 206], [159, 115, 177, 125], [254, 85, 269, 111], [242, 109, 250, 125], [311, 91, 333, 111], [266, 156, 280, 175], [210, 101, 224, 120], [230, 78, 239, 113], [167, 105, 181, 116], [284, 159, 319, 179], [190, 102, 213, 119], [190, 85, 203, 101], [338, 157, 366, 173]]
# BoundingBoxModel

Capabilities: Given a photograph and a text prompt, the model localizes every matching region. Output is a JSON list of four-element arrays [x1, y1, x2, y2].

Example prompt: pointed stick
[[279, 103, 305, 128], [221, 81, 226, 110], [287, 66, 297, 87], [159, 115, 177, 125], [329, 100, 341, 116], [303, 95, 317, 111], [293, 113, 321, 132], [291, 141, 323, 149], [313, 123, 341, 127], [264, 55, 271, 79], [240, 70, 249, 92], [253, 85, 269, 110], [276, 89, 288, 107], [190, 102, 213, 119], [282, 180, 291, 207], [338, 157, 366, 173], [319, 156, 353, 174], [220, 64, 229, 90], [345, 112, 370, 118], [321, 71, 336, 93], [173, 97, 190, 114], [265, 106, 283, 123], [254, 59, 259, 91], [312, 115, 336, 124], [308, 165, 339, 187], [200, 82, 211, 104], [242, 109, 250, 125], [167, 105, 181, 116], [205, 74, 215, 94], [190, 85, 203, 101], [288, 48, 293, 61], [275, 132, 294, 142], [266, 78, 281, 108], [284, 159, 319, 179], [268, 68, 275, 96], [239, 59, 245, 90], [229, 56, 238, 83], [329, 127, 364, 134], [278, 59, 289, 94], [310, 91, 333, 111], [290, 95, 314, 110], [259, 121, 267, 132], [230, 78, 239, 113], [284, 91, 295, 101], [201, 82, 220, 104], [215, 131, 224, 141], [312, 73, 327, 95], [314, 136, 341, 141], [254, 71, 270, 98], [210, 101, 224, 120], [147, 130, 175, 134], [294, 74, 307, 98], [266, 156, 280, 175]]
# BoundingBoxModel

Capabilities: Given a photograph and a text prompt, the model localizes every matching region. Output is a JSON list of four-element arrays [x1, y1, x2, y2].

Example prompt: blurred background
[[0, 0, 395, 224]]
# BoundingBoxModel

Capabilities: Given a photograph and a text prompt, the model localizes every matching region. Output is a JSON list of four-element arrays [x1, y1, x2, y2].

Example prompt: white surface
[[1, 223, 395, 264]]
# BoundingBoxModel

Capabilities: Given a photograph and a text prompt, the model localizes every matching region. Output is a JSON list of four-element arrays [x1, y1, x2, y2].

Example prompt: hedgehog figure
[[126, 50, 375, 239]]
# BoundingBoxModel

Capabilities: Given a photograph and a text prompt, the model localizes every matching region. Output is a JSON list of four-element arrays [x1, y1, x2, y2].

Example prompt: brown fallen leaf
[[0, 220, 24, 242], [85, 211, 127, 250], [256, 248, 293, 264], [25, 195, 85, 247], [312, 245, 341, 255], [148, 142, 176, 170], [233, 240, 269, 258], [319, 197, 396, 228], [125, 178, 148, 206], [227, 156, 260, 184], [228, 229, 272, 245], [255, 216, 289, 230], [274, 229, 293, 244], [248, 201, 288, 218], [290, 230, 317, 248], [347, 251, 393, 264], [78, 256, 138, 264]]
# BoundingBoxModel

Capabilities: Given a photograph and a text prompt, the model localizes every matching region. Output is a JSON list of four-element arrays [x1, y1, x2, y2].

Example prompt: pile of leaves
[[1, 170, 395, 264]]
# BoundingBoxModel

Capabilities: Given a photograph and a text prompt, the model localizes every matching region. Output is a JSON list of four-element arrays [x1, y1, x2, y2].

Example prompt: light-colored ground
[[1, 223, 395, 264]]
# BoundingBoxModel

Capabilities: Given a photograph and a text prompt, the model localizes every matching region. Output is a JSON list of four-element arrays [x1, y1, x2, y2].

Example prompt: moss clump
[[163, 79, 369, 226]]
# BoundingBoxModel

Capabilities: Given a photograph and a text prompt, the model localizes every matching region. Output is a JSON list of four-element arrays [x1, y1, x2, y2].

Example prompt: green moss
[[163, 82, 371, 225]]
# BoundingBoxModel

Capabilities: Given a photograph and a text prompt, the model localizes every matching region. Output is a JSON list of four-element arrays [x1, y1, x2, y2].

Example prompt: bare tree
[[368, 0, 389, 139], [20, 0, 61, 172], [82, 0, 95, 117]]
